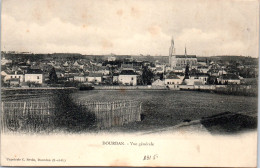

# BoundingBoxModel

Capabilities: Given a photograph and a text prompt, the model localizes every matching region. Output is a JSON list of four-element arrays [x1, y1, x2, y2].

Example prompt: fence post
[[138, 102, 142, 121], [1, 102, 4, 133], [47, 102, 50, 132], [111, 101, 114, 126], [23, 102, 26, 116], [109, 102, 111, 127]]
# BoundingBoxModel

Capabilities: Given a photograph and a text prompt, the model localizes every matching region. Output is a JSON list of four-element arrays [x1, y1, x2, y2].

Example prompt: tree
[[159, 73, 164, 80], [184, 64, 190, 80], [141, 66, 154, 85], [49, 67, 58, 84], [214, 78, 219, 85]]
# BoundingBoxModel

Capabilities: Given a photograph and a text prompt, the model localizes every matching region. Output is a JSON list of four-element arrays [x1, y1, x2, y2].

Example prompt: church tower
[[185, 45, 187, 57], [169, 37, 176, 69]]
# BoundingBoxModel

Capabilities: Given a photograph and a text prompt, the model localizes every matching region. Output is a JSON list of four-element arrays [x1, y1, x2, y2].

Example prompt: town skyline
[[1, 0, 259, 58], [1, 50, 257, 58]]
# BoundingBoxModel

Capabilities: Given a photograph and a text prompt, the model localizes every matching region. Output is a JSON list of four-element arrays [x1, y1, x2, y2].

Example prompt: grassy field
[[1, 88, 75, 102], [2, 89, 257, 132], [71, 90, 258, 131]]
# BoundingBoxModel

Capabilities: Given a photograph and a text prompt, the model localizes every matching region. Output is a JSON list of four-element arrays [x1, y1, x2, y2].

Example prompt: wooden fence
[[78, 100, 141, 128], [1, 101, 56, 133], [1, 100, 142, 133]]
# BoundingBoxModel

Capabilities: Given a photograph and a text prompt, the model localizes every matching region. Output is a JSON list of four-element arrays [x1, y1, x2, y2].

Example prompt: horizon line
[[0, 51, 255, 58]]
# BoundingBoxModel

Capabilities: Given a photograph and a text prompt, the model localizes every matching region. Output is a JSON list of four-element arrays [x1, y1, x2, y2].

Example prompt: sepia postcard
[[0, 0, 259, 167]]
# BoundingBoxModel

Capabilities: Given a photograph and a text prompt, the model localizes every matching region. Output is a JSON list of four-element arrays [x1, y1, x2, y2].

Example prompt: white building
[[118, 70, 138, 86], [155, 64, 165, 74], [2, 71, 24, 83], [112, 73, 119, 83], [184, 74, 208, 85], [73, 61, 80, 67], [108, 56, 116, 62], [152, 79, 165, 86], [1, 57, 12, 65], [24, 69, 44, 84], [74, 75, 87, 82], [164, 73, 183, 85], [218, 69, 228, 76], [197, 61, 207, 66], [172, 67, 185, 73], [217, 74, 241, 84], [87, 73, 102, 84], [197, 75, 208, 84], [63, 61, 69, 67], [197, 66, 210, 74]]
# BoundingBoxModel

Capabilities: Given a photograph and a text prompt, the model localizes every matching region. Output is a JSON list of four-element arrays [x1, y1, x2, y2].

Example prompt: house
[[63, 61, 69, 67], [74, 75, 87, 82], [173, 67, 184, 73], [197, 60, 207, 66], [108, 56, 116, 62], [152, 79, 165, 86], [164, 73, 183, 85], [185, 78, 203, 85], [87, 73, 102, 84], [118, 70, 138, 86], [18, 62, 30, 69], [218, 69, 228, 76], [24, 69, 44, 84], [53, 63, 62, 70], [197, 66, 210, 74], [217, 74, 241, 84], [197, 75, 209, 84], [165, 66, 172, 72], [99, 66, 110, 75], [155, 67, 164, 74], [112, 73, 119, 84], [1, 57, 12, 65], [96, 63, 103, 67], [8, 78, 20, 86], [73, 61, 80, 67], [121, 63, 134, 70], [67, 69, 80, 77], [184, 74, 208, 85], [2, 71, 24, 83], [207, 69, 220, 76], [1, 70, 7, 76], [56, 70, 65, 78], [26, 59, 31, 65]]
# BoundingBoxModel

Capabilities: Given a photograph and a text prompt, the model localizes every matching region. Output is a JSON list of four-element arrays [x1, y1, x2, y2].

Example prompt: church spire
[[169, 36, 175, 56], [169, 36, 175, 68], [171, 36, 174, 47], [185, 44, 187, 57]]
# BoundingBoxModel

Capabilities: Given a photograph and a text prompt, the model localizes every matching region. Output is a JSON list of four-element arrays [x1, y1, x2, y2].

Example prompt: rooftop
[[88, 73, 103, 77], [4, 70, 23, 75], [168, 71, 185, 76], [26, 69, 43, 74], [175, 55, 197, 58], [120, 70, 138, 75], [222, 74, 240, 80], [165, 73, 180, 79]]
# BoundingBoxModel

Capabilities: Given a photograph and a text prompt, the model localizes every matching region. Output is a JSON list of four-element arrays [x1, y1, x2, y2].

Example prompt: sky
[[1, 0, 259, 57]]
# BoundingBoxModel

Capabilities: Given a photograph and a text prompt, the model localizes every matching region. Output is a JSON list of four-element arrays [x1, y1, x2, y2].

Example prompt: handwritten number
[[143, 154, 158, 160]]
